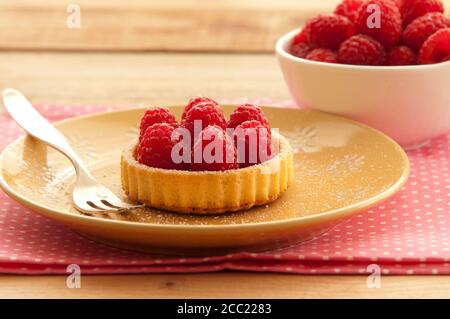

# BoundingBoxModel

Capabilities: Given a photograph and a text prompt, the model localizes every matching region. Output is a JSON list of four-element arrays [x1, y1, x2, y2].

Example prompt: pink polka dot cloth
[[0, 101, 449, 275]]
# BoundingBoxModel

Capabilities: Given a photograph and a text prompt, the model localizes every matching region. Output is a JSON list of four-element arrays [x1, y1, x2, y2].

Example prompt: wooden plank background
[[1, 0, 449, 52], [0, 0, 330, 52], [0, 0, 410, 52], [0, 52, 288, 105]]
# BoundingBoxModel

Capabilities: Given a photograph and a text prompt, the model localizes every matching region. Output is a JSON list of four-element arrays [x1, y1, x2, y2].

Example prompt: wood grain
[[0, 0, 344, 52], [1, 273, 450, 298], [0, 51, 290, 107], [1, 0, 450, 52], [2, 0, 450, 53]]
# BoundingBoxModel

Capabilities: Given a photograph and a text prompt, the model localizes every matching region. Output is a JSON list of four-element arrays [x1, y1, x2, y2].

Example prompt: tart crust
[[121, 131, 294, 214]]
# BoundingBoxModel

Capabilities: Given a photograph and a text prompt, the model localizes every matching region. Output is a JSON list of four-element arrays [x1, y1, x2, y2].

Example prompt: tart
[[121, 131, 293, 214], [120, 98, 294, 214]]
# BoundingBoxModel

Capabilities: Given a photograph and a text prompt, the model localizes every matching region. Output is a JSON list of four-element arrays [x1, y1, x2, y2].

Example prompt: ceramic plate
[[0, 106, 409, 255]]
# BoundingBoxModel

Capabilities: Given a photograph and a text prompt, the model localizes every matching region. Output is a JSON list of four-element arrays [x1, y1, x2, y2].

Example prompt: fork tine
[[100, 200, 126, 210], [73, 182, 143, 214], [95, 189, 144, 210], [88, 200, 122, 211], [74, 201, 111, 214], [74, 197, 142, 215], [101, 200, 144, 210]]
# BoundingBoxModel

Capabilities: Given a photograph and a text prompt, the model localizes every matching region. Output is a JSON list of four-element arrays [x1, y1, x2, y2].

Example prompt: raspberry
[[227, 104, 270, 132], [305, 48, 338, 63], [181, 97, 219, 121], [233, 120, 272, 168], [290, 30, 314, 58], [139, 107, 178, 141], [292, 29, 307, 45], [387, 45, 417, 65], [181, 103, 227, 143], [190, 125, 238, 171], [304, 14, 355, 50], [390, 0, 404, 8], [418, 28, 450, 64], [401, 0, 444, 27], [355, 0, 402, 48], [137, 123, 182, 170], [334, 0, 365, 23], [338, 34, 386, 65], [403, 13, 450, 52]]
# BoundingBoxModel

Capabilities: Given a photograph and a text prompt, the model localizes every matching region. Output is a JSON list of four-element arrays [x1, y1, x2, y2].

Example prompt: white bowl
[[276, 29, 450, 148]]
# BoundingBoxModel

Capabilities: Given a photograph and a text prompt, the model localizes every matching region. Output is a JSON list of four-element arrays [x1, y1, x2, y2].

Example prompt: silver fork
[[2, 88, 143, 214]]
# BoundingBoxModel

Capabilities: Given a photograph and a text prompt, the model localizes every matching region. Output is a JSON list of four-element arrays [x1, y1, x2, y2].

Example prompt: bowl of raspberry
[[275, 0, 450, 148]]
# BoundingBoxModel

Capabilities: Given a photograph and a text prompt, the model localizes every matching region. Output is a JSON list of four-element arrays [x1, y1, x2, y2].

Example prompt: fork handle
[[2, 89, 92, 178]]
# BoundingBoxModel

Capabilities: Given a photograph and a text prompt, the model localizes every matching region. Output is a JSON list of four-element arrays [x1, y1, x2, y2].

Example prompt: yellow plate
[[0, 106, 409, 255]]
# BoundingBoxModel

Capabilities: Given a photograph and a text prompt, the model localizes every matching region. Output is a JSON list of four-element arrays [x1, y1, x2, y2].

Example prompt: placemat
[[0, 100, 449, 275]]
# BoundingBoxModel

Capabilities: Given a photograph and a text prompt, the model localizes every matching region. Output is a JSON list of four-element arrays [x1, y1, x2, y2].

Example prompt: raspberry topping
[[338, 34, 386, 65], [181, 97, 219, 120], [137, 123, 183, 170], [136, 98, 275, 171], [355, 0, 402, 48], [305, 48, 338, 63], [403, 13, 450, 51], [233, 120, 272, 168], [418, 27, 450, 64], [190, 125, 238, 171], [401, 0, 445, 27], [181, 103, 227, 143], [290, 30, 314, 58], [304, 14, 355, 50], [139, 107, 178, 141], [227, 104, 270, 132], [387, 45, 418, 65], [334, 0, 365, 23]]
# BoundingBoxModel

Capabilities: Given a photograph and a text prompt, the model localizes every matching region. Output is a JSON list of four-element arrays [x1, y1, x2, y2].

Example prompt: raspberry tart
[[121, 98, 294, 214]]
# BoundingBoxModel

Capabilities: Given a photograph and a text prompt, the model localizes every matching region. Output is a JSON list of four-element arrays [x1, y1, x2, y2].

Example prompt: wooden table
[[1, 0, 450, 299]]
